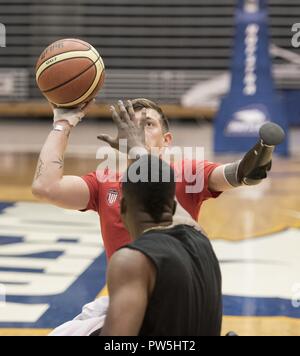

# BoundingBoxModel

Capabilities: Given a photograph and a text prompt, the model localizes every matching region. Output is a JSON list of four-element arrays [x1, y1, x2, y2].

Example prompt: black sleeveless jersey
[[123, 224, 222, 336]]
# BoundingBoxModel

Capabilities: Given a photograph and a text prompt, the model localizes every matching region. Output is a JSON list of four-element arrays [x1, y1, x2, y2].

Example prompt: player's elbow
[[32, 182, 53, 201]]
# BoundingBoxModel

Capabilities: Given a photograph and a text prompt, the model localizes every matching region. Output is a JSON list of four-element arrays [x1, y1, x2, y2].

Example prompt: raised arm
[[32, 102, 94, 210]]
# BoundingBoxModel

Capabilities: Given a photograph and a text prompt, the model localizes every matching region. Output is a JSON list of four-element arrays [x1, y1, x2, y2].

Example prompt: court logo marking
[[0, 202, 106, 328], [213, 227, 300, 318]]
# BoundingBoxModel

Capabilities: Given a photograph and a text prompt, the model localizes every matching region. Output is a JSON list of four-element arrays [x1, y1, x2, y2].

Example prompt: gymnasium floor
[[0, 119, 300, 336]]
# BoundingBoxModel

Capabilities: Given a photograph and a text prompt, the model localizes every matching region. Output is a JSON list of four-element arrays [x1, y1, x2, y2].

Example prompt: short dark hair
[[127, 98, 170, 133], [122, 155, 176, 223]]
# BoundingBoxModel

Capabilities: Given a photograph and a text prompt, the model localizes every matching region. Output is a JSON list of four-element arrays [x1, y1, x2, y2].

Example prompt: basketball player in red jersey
[[32, 99, 274, 260]]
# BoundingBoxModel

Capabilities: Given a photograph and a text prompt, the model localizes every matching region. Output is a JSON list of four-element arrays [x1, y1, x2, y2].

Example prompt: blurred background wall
[[0, 0, 299, 124]]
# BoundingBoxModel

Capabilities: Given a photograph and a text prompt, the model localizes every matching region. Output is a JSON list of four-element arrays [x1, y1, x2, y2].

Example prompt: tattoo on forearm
[[52, 156, 64, 169], [35, 159, 44, 180]]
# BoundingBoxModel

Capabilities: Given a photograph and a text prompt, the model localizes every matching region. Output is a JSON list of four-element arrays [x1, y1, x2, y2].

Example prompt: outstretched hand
[[97, 100, 148, 154]]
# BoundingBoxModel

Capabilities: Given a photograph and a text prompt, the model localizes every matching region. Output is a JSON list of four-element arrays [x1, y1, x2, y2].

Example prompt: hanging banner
[[214, 0, 289, 155]]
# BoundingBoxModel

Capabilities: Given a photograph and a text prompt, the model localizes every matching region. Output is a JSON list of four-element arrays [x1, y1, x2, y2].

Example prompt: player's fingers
[[81, 99, 96, 114], [139, 108, 148, 130], [127, 100, 136, 123], [138, 108, 147, 144], [118, 100, 132, 126], [110, 105, 125, 127]]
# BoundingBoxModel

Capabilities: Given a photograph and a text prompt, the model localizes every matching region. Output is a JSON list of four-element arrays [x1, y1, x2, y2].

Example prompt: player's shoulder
[[111, 247, 151, 266], [109, 248, 154, 282]]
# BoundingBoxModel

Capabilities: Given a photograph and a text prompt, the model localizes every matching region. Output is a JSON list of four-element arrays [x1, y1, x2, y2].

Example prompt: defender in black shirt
[[101, 155, 222, 336]]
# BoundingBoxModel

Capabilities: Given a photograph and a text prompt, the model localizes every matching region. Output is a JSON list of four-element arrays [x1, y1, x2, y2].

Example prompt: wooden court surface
[[0, 152, 300, 336]]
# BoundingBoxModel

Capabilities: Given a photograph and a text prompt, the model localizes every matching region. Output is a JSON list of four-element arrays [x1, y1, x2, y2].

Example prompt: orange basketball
[[36, 38, 105, 108]]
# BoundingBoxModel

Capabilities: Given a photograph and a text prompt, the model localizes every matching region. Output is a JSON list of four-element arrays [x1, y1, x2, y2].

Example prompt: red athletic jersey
[[82, 160, 221, 260]]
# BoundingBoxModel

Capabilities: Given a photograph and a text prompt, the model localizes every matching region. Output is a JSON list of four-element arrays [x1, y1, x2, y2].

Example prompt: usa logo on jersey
[[106, 189, 119, 206]]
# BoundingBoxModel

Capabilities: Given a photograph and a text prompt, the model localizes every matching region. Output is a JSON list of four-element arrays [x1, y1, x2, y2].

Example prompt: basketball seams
[[89, 44, 105, 70], [89, 45, 105, 68], [55, 63, 102, 106], [58, 59, 103, 107], [42, 58, 97, 93], [36, 49, 99, 81]]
